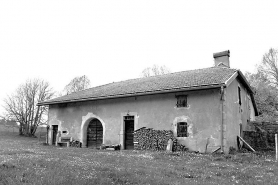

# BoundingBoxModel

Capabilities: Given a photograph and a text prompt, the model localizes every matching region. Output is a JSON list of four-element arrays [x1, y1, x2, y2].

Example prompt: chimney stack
[[213, 50, 230, 68]]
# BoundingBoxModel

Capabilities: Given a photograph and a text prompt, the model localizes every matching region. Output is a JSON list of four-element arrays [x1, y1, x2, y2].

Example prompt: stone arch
[[80, 112, 106, 148]]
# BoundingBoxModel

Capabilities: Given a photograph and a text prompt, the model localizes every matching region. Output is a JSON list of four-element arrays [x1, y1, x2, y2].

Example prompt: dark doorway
[[87, 119, 103, 149], [52, 125, 58, 145], [124, 116, 134, 150]]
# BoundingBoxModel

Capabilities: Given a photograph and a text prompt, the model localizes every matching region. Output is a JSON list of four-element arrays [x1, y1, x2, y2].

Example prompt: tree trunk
[[19, 122, 23, 135], [31, 124, 38, 136]]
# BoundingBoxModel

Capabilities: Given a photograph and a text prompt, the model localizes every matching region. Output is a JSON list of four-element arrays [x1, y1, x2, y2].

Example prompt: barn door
[[52, 125, 58, 145], [87, 119, 103, 149], [124, 116, 134, 150]]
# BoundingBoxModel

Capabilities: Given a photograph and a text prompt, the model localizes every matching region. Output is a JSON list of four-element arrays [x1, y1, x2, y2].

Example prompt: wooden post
[[275, 134, 278, 161], [238, 136, 255, 152]]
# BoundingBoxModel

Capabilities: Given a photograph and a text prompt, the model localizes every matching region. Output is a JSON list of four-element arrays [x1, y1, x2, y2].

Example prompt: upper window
[[238, 86, 241, 105], [177, 122, 188, 137], [176, 95, 187, 107]]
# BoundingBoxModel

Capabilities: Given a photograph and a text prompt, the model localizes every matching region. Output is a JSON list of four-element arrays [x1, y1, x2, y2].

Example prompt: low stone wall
[[243, 131, 269, 150], [259, 122, 278, 132], [243, 121, 278, 150], [133, 127, 188, 152]]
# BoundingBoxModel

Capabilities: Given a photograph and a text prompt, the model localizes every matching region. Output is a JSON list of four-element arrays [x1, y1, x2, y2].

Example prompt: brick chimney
[[213, 50, 230, 68]]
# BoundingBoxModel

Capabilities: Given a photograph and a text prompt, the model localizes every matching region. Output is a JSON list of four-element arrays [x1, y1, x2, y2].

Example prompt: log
[[69, 140, 82, 148], [134, 127, 188, 152], [238, 136, 255, 152]]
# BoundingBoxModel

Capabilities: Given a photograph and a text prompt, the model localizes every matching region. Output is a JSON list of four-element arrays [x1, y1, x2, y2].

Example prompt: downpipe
[[220, 86, 225, 153]]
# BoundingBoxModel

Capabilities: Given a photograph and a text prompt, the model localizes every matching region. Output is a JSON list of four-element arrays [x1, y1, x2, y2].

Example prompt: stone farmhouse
[[38, 50, 258, 153]]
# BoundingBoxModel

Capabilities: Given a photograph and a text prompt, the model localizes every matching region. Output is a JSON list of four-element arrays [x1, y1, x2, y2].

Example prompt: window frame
[[177, 122, 188, 137], [176, 95, 188, 108]]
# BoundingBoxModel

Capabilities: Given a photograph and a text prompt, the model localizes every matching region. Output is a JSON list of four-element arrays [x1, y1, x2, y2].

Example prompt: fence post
[[275, 134, 278, 161]]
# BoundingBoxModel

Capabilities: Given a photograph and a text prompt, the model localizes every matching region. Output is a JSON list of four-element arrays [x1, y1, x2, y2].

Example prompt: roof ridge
[[91, 66, 237, 87], [67, 67, 205, 94], [40, 66, 238, 105]]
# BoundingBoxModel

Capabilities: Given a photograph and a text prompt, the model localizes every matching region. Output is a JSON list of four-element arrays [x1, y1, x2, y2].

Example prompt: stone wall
[[243, 131, 269, 150], [243, 121, 278, 150]]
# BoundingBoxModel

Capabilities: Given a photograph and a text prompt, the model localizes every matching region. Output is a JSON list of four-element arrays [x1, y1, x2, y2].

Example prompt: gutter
[[37, 84, 224, 106]]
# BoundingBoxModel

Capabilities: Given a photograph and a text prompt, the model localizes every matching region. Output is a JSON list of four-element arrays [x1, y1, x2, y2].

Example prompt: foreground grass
[[0, 131, 278, 184]]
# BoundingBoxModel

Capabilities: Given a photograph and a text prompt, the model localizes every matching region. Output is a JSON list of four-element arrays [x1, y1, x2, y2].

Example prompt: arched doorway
[[87, 119, 103, 149]]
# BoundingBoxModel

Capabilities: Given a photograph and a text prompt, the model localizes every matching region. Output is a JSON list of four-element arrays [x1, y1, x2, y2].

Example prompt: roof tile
[[39, 67, 237, 105]]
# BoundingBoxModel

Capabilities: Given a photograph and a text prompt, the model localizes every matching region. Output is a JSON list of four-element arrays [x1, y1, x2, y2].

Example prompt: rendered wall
[[225, 78, 256, 152], [47, 89, 223, 153]]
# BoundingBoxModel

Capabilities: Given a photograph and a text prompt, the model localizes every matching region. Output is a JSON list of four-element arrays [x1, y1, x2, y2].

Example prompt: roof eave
[[224, 71, 238, 87], [237, 70, 259, 116], [223, 70, 258, 116], [37, 84, 224, 106]]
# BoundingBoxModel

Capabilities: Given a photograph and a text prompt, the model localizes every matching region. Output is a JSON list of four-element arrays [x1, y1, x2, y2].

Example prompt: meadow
[[0, 127, 278, 185]]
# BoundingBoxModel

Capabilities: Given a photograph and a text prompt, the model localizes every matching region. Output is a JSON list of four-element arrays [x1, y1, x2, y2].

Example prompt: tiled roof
[[38, 67, 238, 105]]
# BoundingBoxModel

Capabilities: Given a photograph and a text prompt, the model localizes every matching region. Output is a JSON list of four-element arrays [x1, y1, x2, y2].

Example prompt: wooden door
[[124, 116, 134, 150], [52, 125, 58, 145], [87, 119, 103, 149]]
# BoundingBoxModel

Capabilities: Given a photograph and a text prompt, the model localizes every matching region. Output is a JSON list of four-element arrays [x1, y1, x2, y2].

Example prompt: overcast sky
[[0, 0, 278, 114]]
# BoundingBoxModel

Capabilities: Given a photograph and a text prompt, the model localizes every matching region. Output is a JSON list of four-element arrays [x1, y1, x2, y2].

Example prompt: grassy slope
[[0, 130, 278, 185]]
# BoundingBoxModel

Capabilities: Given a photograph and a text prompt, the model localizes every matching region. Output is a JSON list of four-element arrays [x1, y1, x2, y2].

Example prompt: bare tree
[[64, 75, 90, 95], [259, 48, 278, 87], [245, 71, 278, 121], [141, 64, 171, 77], [2, 79, 54, 136]]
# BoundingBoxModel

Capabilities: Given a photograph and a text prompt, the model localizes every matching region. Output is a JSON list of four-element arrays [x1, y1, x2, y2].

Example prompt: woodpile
[[70, 140, 82, 148], [134, 127, 188, 152]]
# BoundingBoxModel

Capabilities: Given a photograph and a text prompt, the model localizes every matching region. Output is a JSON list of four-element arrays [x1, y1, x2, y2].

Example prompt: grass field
[[0, 130, 278, 185]]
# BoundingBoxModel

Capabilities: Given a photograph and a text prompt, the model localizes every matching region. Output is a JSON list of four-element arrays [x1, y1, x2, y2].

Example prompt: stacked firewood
[[173, 141, 188, 152], [69, 140, 82, 148], [133, 127, 188, 152]]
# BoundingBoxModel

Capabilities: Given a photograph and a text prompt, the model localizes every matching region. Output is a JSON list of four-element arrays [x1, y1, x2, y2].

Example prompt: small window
[[177, 122, 188, 137], [176, 95, 187, 107]]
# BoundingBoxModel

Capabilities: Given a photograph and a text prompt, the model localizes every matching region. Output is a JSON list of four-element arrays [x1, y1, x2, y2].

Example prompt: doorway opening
[[124, 116, 134, 150], [52, 125, 58, 145], [87, 119, 103, 149]]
